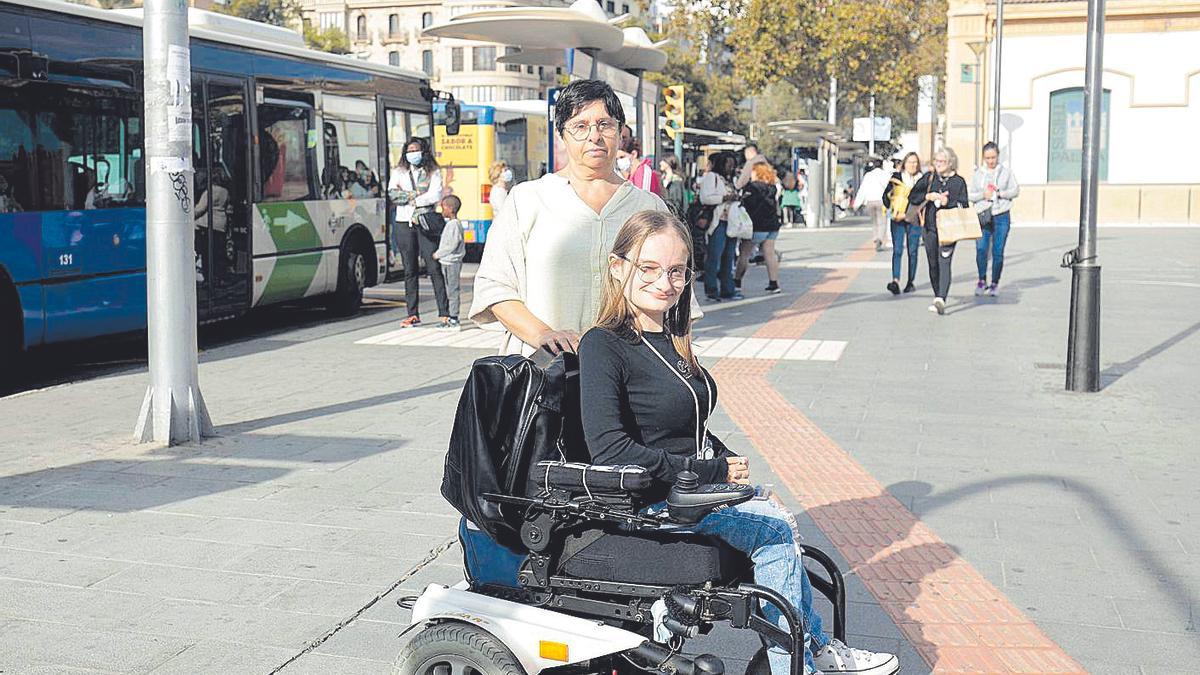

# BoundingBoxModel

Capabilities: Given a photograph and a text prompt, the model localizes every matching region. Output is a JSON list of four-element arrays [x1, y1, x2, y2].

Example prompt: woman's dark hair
[[398, 136, 438, 171], [553, 79, 625, 136], [982, 141, 999, 154]]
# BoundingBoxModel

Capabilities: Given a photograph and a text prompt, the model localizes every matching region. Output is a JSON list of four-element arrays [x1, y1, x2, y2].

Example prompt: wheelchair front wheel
[[395, 622, 525, 675]]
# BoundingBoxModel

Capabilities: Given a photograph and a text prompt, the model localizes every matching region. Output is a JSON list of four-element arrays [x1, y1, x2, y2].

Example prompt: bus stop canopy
[[423, 0, 624, 52]]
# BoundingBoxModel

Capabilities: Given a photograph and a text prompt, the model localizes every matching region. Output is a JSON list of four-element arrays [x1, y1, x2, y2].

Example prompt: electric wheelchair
[[395, 353, 847, 675]]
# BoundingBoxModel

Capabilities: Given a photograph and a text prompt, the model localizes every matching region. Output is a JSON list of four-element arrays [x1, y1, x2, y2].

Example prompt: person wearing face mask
[[388, 137, 449, 328], [488, 160, 513, 215], [617, 137, 663, 197], [468, 79, 694, 357]]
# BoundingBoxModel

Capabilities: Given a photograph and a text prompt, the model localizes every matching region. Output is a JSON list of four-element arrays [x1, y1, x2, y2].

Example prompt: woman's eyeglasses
[[621, 257, 694, 286], [563, 118, 620, 141]]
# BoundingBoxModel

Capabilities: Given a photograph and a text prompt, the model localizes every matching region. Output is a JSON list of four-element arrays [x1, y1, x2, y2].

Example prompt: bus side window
[[258, 103, 317, 202], [31, 89, 142, 211], [0, 99, 34, 214]]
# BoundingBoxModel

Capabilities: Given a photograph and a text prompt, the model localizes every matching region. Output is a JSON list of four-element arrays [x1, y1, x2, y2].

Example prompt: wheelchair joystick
[[666, 464, 756, 525]]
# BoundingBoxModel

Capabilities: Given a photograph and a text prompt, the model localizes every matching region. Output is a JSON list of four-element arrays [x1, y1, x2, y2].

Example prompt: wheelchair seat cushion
[[558, 529, 750, 585]]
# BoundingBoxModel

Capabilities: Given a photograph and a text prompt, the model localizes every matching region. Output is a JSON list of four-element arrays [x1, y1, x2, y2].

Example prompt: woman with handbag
[[388, 137, 450, 328], [908, 148, 969, 315], [735, 161, 783, 294], [881, 152, 923, 295], [697, 152, 743, 302], [969, 142, 1021, 297]]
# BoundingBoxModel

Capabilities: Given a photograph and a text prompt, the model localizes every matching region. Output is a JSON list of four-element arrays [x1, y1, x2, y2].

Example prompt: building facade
[[945, 0, 1200, 224], [299, 0, 649, 103]]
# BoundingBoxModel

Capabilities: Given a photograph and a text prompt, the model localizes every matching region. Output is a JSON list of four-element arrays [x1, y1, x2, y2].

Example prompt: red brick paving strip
[[710, 241, 1085, 673]]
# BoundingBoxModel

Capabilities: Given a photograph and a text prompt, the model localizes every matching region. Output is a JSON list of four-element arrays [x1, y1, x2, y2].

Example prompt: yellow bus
[[434, 100, 548, 258]]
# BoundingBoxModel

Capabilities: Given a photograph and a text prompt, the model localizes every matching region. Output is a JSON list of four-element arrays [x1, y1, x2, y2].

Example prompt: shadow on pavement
[[1100, 320, 1200, 389]]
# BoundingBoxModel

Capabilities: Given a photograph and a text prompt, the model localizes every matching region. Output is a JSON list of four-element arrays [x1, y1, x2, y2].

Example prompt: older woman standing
[[468, 79, 676, 356], [488, 160, 512, 215], [909, 148, 969, 315]]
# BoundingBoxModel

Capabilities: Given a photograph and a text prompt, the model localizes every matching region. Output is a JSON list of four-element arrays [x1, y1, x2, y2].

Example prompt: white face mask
[[405, 151, 423, 166], [500, 169, 513, 183], [616, 156, 632, 172]]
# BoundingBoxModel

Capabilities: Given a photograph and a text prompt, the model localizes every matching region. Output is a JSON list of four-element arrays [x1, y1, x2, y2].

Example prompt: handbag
[[977, 206, 994, 230], [414, 207, 446, 237], [936, 207, 983, 245], [903, 203, 922, 225]]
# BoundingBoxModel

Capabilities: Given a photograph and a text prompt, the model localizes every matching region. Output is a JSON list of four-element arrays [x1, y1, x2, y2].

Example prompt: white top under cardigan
[[468, 173, 702, 356], [387, 166, 443, 223]]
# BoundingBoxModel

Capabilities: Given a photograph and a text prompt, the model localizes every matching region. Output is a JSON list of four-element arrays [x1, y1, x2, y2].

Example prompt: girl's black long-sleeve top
[[908, 171, 969, 230], [578, 326, 733, 504]]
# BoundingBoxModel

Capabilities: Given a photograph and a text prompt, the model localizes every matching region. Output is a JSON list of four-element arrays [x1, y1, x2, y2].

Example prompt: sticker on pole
[[167, 45, 191, 143]]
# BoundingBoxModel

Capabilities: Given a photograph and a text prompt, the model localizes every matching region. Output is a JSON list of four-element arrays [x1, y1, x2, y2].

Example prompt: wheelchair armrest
[[532, 461, 651, 497]]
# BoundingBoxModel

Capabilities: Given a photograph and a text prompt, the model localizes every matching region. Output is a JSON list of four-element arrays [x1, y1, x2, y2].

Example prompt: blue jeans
[[704, 220, 738, 298], [889, 221, 921, 283], [648, 495, 829, 674], [976, 211, 1011, 284]]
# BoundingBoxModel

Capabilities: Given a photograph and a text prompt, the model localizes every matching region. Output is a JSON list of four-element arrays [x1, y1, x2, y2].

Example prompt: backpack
[[441, 352, 588, 548]]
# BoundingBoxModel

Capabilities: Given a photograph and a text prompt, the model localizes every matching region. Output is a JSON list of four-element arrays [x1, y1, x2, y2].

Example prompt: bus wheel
[[464, 243, 484, 264], [328, 248, 366, 316], [0, 284, 23, 392]]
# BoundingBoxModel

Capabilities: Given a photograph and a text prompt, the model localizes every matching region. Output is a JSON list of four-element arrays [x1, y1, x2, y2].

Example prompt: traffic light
[[663, 85, 685, 140]]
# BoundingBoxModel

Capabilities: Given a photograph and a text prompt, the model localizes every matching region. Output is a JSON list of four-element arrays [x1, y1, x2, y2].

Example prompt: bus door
[[194, 77, 251, 316], [378, 99, 433, 277]]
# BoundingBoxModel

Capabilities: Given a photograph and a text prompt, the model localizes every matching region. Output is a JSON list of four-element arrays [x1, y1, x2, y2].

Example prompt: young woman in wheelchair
[[577, 210, 899, 675]]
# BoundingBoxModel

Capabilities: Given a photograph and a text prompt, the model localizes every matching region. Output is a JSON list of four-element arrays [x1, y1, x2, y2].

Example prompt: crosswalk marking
[[355, 329, 848, 362]]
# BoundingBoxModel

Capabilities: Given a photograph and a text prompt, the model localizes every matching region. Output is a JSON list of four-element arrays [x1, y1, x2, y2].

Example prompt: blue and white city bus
[[0, 0, 433, 382]]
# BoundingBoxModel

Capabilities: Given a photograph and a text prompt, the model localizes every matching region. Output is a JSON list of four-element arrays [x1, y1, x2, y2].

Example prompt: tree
[[646, 2, 750, 137], [303, 25, 350, 55], [728, 0, 947, 133], [217, 0, 300, 27]]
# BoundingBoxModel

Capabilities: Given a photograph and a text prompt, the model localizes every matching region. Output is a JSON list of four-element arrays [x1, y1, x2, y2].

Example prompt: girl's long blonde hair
[[595, 210, 699, 372]]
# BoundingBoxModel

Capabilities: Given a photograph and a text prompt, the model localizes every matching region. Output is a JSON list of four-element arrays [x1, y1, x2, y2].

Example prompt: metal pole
[[993, 0, 1004, 144], [135, 0, 214, 444], [974, 52, 981, 159], [633, 70, 643, 153], [1066, 0, 1105, 392], [828, 76, 837, 125], [930, 76, 938, 160], [868, 93, 875, 157]]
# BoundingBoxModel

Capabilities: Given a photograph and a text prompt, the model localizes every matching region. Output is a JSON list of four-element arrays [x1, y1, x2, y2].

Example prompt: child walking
[[432, 195, 465, 329]]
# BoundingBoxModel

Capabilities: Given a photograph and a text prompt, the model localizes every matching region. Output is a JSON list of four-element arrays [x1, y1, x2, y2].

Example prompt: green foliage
[[728, 0, 948, 133], [218, 0, 300, 27], [303, 25, 351, 55], [646, 3, 750, 137]]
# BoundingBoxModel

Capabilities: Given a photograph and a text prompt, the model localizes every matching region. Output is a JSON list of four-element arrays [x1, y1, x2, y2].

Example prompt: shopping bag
[[936, 207, 983, 245], [726, 204, 754, 239]]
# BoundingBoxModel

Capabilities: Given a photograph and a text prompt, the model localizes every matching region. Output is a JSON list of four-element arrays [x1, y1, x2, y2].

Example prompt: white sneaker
[[934, 297, 946, 315], [812, 639, 899, 675], [927, 302, 938, 313]]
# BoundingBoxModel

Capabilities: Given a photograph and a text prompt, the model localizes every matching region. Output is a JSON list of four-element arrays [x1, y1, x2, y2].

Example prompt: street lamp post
[[993, 0, 1004, 144], [1066, 0, 1106, 392], [135, 0, 214, 444]]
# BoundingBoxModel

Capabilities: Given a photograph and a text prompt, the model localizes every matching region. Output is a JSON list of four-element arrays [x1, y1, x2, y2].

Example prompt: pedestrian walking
[[909, 148, 969, 315], [969, 142, 1021, 297], [488, 160, 512, 215], [698, 152, 742, 302], [734, 143, 769, 190], [854, 160, 891, 250], [468, 79, 681, 356], [388, 136, 450, 328], [881, 152, 923, 295], [658, 152, 687, 218], [433, 195, 465, 330], [735, 162, 783, 294]]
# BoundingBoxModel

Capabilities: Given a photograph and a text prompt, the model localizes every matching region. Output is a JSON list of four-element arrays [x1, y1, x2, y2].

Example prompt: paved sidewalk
[[1, 220, 1197, 673]]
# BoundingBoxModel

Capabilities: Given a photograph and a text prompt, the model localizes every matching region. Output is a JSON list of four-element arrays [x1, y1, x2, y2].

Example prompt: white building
[[946, 0, 1200, 224], [299, 0, 649, 103]]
